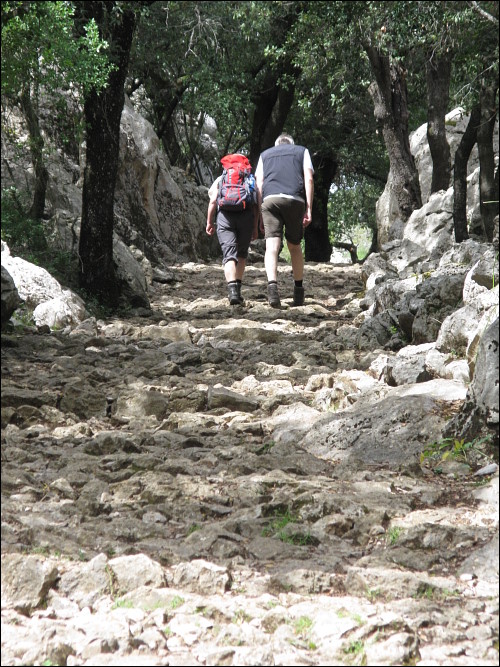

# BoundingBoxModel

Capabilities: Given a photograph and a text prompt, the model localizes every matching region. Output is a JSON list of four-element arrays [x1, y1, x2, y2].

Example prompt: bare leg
[[224, 259, 247, 282], [224, 260, 237, 283], [236, 258, 246, 281], [264, 237, 281, 282], [287, 241, 304, 281]]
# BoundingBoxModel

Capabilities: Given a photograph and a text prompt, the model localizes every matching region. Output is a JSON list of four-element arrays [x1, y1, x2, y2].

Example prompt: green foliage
[[232, 609, 252, 624], [351, 613, 366, 626], [420, 435, 494, 467], [288, 615, 316, 650], [328, 176, 383, 255], [293, 615, 313, 637], [1, 187, 47, 254], [170, 595, 185, 610], [261, 507, 296, 538], [283, 531, 315, 546], [261, 507, 314, 545], [386, 526, 403, 546], [343, 639, 365, 655], [112, 598, 135, 610], [78, 289, 115, 320], [1, 187, 78, 287], [129, 1, 256, 175], [413, 585, 460, 601], [1, 1, 113, 100], [10, 304, 36, 329], [366, 588, 382, 601], [338, 0, 498, 113], [256, 441, 276, 455]]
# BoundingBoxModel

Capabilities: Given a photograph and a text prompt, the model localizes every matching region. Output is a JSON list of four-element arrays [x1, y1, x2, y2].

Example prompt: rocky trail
[[1, 260, 498, 667]]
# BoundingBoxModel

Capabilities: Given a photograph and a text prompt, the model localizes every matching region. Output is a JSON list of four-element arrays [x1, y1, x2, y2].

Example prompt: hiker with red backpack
[[255, 133, 314, 308], [206, 153, 259, 305]]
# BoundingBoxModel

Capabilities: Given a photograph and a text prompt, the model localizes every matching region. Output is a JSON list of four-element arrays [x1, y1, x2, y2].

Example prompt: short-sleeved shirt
[[208, 176, 222, 204]]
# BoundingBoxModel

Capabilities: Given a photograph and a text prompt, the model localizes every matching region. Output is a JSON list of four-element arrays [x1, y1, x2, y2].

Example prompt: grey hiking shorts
[[262, 196, 305, 246], [216, 208, 254, 265]]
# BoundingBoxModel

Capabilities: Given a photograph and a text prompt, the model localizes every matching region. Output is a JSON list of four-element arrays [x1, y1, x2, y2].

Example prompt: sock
[[268, 280, 277, 285], [228, 280, 237, 286], [294, 280, 303, 288], [236, 279, 242, 285]]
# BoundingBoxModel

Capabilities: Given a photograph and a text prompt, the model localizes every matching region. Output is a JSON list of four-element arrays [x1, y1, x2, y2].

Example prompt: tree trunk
[[477, 83, 499, 241], [20, 88, 49, 220], [78, 2, 136, 306], [365, 46, 422, 220], [364, 224, 378, 262], [332, 242, 359, 264], [453, 104, 481, 242], [161, 121, 183, 168], [249, 65, 297, 168], [304, 155, 337, 262], [153, 82, 188, 167], [426, 52, 452, 195]]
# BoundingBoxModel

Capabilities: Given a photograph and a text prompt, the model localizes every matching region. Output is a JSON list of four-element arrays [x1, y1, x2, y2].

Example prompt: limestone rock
[[1, 554, 59, 613], [1, 263, 21, 327]]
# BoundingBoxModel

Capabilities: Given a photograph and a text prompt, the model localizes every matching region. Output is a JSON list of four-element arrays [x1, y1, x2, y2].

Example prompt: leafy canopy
[[1, 1, 113, 99]]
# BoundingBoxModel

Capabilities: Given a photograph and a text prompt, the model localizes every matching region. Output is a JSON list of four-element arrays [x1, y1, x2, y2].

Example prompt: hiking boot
[[293, 285, 305, 306], [268, 282, 281, 308], [235, 282, 244, 305], [227, 283, 241, 305]]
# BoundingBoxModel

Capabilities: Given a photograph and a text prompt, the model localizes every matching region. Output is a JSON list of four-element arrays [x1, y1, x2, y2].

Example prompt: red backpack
[[217, 154, 255, 211]]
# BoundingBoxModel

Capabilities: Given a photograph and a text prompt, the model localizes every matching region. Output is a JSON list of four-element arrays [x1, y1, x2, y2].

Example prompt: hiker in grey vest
[[255, 133, 314, 307]]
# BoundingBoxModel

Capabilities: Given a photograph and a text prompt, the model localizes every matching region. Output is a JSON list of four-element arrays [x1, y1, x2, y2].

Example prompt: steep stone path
[[1, 261, 498, 666]]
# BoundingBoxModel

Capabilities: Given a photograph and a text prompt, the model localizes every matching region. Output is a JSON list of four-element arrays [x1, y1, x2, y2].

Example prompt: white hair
[[275, 133, 294, 146]]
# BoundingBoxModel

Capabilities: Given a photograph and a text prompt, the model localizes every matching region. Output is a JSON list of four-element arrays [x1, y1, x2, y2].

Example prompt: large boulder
[[400, 190, 455, 267], [1, 241, 86, 329], [356, 267, 468, 349], [443, 317, 499, 445], [299, 379, 468, 476], [113, 235, 150, 308], [411, 108, 484, 205], [114, 97, 220, 264], [1, 264, 21, 327]]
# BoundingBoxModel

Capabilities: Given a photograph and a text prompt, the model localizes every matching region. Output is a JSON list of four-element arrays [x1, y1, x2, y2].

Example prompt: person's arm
[[255, 158, 264, 234], [251, 203, 260, 241], [303, 167, 314, 227], [206, 199, 217, 235], [206, 179, 219, 235]]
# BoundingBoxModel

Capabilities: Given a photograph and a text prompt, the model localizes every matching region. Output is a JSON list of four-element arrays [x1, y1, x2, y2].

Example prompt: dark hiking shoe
[[293, 285, 305, 306], [227, 283, 243, 305], [235, 283, 244, 305], [227, 283, 239, 305], [268, 282, 281, 308]]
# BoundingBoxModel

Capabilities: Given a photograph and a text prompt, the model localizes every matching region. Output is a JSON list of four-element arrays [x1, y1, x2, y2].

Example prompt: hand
[[206, 220, 215, 236], [303, 210, 312, 228], [251, 225, 259, 241]]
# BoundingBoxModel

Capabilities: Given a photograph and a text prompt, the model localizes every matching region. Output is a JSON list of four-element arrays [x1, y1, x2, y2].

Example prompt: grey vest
[[261, 144, 306, 200]]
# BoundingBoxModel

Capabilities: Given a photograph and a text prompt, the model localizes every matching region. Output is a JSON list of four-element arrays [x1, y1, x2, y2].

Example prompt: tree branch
[[469, 1, 499, 25]]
